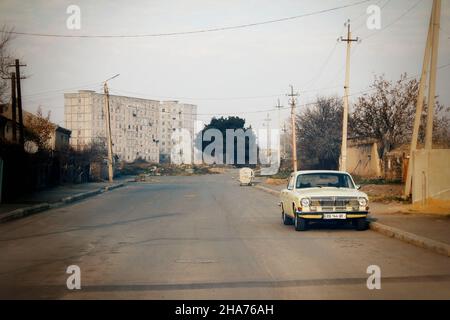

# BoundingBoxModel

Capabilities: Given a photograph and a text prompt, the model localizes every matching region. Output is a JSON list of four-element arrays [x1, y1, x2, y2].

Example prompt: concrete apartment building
[[159, 101, 197, 163], [64, 91, 197, 163], [64, 90, 160, 163]]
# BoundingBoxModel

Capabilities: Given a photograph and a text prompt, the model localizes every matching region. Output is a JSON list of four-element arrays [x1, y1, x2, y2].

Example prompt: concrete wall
[[347, 142, 381, 178], [412, 149, 450, 203]]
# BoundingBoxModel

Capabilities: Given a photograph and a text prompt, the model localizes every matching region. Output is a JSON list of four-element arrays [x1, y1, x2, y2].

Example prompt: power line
[[21, 62, 450, 118], [301, 0, 379, 91], [302, 42, 339, 90], [302, 0, 370, 91], [22, 81, 103, 99], [4, 0, 371, 39], [321, 43, 360, 88], [20, 82, 342, 103], [109, 85, 342, 102], [109, 88, 281, 101], [319, 0, 424, 91], [15, 1, 427, 106]]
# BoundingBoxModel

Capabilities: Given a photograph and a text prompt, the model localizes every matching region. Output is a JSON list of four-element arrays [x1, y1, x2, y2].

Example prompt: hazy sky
[[1, 0, 449, 130]]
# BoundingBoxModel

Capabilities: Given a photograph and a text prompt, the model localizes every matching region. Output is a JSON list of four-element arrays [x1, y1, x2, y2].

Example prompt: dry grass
[[266, 178, 288, 186], [360, 184, 406, 203]]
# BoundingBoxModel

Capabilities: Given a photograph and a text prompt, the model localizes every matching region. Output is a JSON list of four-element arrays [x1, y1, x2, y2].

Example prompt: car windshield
[[296, 173, 355, 189]]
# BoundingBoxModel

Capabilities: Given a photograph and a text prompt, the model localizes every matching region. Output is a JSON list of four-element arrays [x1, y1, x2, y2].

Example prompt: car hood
[[292, 187, 368, 198]]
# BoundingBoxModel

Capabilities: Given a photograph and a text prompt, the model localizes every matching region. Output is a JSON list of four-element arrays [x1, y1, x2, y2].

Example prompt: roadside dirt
[[266, 178, 288, 186], [360, 184, 404, 202]]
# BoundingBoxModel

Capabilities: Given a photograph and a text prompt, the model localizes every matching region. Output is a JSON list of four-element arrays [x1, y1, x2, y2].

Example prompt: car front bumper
[[295, 211, 369, 219]]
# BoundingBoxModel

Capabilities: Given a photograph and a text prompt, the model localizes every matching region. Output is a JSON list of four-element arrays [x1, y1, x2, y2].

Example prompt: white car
[[279, 170, 369, 231]]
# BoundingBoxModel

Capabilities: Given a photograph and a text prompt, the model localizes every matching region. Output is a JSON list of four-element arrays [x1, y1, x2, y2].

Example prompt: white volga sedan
[[279, 170, 369, 231]]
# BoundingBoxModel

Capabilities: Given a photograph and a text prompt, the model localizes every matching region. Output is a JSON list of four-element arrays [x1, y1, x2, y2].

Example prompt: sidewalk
[[0, 175, 135, 222], [254, 178, 450, 256]]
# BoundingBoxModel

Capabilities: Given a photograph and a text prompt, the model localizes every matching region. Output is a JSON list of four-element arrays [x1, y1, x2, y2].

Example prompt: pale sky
[[0, 0, 449, 130]]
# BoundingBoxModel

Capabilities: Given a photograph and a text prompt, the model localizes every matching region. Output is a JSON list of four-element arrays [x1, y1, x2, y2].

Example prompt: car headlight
[[301, 198, 310, 207], [358, 198, 368, 206]]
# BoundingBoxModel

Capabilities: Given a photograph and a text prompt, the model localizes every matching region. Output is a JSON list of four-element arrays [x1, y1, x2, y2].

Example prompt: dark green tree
[[196, 116, 257, 167]]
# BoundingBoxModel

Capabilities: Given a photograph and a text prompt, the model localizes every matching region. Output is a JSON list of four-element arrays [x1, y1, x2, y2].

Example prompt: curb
[[369, 221, 450, 257], [253, 183, 450, 257], [0, 182, 126, 224]]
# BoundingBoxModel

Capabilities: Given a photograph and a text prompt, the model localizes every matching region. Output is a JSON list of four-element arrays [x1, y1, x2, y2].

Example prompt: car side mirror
[[355, 184, 361, 190]]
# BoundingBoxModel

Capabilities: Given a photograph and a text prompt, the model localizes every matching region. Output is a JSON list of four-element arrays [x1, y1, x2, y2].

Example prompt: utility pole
[[339, 20, 359, 172], [275, 99, 283, 162], [263, 113, 271, 160], [287, 85, 299, 172], [404, 1, 435, 196], [404, 0, 441, 197], [7, 60, 26, 147], [3, 65, 25, 144], [103, 81, 114, 183], [275, 98, 283, 131], [14, 59, 25, 147], [10, 72, 17, 142], [281, 123, 287, 159], [103, 74, 120, 183], [425, 0, 441, 150]]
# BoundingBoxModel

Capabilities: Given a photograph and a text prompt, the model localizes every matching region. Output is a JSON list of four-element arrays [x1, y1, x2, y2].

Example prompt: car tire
[[281, 204, 293, 225], [294, 213, 307, 231], [355, 218, 368, 231]]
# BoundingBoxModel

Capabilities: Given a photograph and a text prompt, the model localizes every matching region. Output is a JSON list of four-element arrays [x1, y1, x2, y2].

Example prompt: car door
[[281, 174, 295, 217]]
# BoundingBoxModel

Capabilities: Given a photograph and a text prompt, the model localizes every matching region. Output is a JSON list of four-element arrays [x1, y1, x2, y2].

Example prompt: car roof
[[293, 170, 351, 175]]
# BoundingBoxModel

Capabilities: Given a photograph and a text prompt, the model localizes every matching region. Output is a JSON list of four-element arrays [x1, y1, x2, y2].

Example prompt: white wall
[[412, 149, 450, 203]]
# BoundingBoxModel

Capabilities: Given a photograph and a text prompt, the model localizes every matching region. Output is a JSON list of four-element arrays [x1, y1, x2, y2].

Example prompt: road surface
[[0, 170, 449, 299]]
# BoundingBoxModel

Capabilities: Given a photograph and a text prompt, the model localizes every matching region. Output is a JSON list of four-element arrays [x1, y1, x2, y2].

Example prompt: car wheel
[[281, 204, 293, 225], [355, 218, 368, 231], [294, 212, 307, 231]]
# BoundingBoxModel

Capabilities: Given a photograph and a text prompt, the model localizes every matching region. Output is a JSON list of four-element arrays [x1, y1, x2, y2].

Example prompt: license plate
[[323, 213, 346, 219]]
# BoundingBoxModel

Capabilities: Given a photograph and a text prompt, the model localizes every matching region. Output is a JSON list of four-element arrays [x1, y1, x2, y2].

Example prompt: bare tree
[[86, 137, 108, 162], [431, 109, 450, 148], [0, 26, 15, 103], [297, 96, 343, 169], [350, 73, 448, 157]]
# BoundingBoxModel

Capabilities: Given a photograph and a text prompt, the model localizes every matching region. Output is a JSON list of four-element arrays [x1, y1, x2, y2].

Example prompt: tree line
[[296, 73, 449, 170]]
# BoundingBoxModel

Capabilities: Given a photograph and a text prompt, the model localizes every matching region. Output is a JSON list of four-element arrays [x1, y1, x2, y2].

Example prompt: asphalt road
[[0, 170, 449, 299]]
